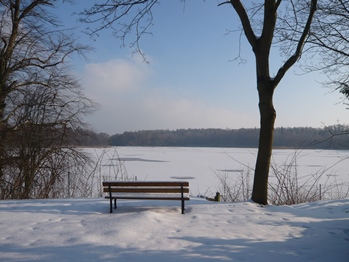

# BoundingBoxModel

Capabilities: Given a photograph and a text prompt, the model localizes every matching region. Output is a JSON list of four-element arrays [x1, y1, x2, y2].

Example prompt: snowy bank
[[0, 197, 348, 261]]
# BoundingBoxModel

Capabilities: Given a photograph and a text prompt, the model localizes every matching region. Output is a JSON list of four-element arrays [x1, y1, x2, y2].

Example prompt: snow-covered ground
[[0, 197, 348, 261]]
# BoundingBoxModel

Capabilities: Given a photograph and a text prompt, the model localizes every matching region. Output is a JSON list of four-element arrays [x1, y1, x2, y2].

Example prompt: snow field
[[0, 197, 348, 261]]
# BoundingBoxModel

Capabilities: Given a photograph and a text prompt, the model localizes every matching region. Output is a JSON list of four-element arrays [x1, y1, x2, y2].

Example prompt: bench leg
[[114, 198, 117, 209], [181, 199, 185, 214], [108, 186, 113, 213]]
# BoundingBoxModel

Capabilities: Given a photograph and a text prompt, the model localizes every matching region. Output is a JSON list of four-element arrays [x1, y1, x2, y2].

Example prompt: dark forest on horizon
[[79, 125, 349, 150]]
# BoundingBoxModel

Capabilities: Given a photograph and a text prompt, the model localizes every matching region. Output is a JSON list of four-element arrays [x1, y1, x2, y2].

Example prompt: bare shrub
[[268, 151, 349, 205], [215, 167, 253, 202], [320, 174, 349, 200], [216, 150, 349, 205], [85, 148, 130, 197], [268, 151, 321, 205], [53, 147, 130, 198], [1, 146, 91, 199]]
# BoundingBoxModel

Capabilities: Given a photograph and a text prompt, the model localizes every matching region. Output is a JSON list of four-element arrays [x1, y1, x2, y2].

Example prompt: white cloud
[[82, 57, 152, 100], [87, 92, 257, 134], [81, 57, 258, 134], [140, 96, 257, 130]]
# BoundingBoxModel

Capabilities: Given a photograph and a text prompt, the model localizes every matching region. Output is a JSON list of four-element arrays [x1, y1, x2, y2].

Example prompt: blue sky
[[56, 1, 348, 135]]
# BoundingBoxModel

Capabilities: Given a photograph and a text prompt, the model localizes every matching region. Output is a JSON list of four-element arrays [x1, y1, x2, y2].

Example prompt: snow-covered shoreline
[[1, 197, 348, 261]]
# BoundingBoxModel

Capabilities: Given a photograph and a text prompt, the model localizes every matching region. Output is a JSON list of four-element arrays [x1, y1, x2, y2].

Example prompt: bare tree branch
[[79, 0, 158, 61], [229, 0, 257, 49], [273, 0, 317, 87]]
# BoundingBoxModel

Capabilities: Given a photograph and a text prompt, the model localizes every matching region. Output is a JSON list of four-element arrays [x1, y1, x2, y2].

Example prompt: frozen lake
[[88, 147, 349, 199]]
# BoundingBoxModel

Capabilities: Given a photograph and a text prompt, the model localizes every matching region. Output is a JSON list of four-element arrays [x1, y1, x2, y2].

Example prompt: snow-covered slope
[[0, 197, 348, 261]]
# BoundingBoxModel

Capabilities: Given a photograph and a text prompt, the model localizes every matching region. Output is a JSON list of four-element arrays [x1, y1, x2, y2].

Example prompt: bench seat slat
[[103, 181, 189, 187], [105, 196, 190, 201], [103, 187, 190, 194]]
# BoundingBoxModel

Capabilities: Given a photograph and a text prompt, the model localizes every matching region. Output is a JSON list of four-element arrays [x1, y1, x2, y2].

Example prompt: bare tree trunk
[[252, 81, 276, 205], [0, 100, 7, 198]]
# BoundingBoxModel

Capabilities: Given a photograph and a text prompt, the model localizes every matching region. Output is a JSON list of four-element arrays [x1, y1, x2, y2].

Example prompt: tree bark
[[0, 95, 8, 198], [252, 78, 276, 205]]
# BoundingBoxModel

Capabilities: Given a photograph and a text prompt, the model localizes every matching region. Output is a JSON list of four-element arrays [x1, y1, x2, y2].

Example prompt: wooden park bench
[[103, 181, 190, 214]]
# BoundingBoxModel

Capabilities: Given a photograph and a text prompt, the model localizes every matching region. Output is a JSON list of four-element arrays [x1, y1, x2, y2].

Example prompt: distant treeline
[[68, 128, 111, 147], [108, 125, 349, 149]]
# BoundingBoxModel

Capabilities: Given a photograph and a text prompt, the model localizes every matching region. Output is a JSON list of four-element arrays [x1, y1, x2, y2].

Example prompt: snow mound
[[0, 197, 348, 261]]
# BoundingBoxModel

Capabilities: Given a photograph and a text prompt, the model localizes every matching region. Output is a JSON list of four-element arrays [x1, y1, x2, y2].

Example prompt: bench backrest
[[102, 181, 189, 194]]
